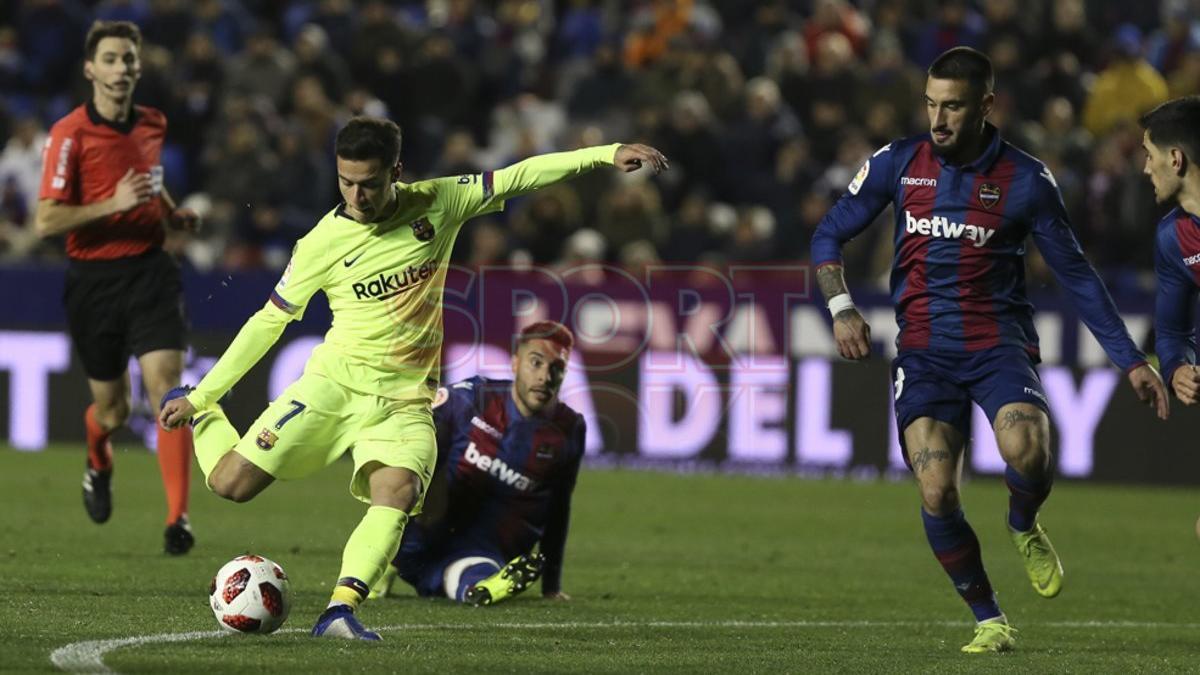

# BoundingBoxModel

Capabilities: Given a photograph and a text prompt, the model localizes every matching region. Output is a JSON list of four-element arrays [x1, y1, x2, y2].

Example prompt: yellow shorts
[[232, 372, 436, 509]]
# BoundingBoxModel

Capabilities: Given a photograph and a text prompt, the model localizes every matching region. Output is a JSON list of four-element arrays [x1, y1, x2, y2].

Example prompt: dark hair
[[1140, 96, 1200, 167], [335, 117, 402, 166], [928, 46, 994, 96], [516, 321, 575, 355], [85, 21, 142, 61]]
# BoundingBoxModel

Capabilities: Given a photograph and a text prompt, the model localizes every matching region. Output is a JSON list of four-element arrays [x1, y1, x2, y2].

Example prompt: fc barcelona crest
[[256, 428, 278, 450], [411, 218, 435, 242], [978, 183, 1001, 209]]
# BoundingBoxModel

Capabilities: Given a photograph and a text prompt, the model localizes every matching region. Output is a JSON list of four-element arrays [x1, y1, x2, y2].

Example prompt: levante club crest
[[978, 183, 1001, 209]]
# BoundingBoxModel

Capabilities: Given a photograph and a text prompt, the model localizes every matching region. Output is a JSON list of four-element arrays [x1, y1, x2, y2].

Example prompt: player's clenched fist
[[1171, 365, 1200, 406], [614, 144, 669, 174], [833, 309, 872, 360], [160, 396, 196, 431]]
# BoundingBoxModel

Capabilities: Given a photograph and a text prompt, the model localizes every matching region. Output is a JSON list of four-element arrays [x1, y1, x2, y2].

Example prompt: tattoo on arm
[[997, 409, 1041, 431], [816, 264, 849, 303], [909, 447, 952, 474]]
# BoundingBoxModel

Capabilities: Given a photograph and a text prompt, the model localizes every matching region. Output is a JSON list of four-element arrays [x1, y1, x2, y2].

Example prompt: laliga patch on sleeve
[[277, 258, 294, 289], [848, 160, 870, 195]]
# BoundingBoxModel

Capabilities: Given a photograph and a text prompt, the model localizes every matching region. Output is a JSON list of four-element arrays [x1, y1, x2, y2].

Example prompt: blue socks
[[922, 508, 1001, 622], [1005, 466, 1052, 533]]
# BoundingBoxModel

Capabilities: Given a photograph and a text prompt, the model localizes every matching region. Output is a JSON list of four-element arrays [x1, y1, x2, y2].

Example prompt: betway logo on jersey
[[464, 442, 537, 491], [904, 211, 996, 248], [353, 259, 437, 301]]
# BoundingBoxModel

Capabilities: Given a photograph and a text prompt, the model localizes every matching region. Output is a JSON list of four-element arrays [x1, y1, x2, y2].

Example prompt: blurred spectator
[[1146, 2, 1200, 75], [1035, 0, 1097, 81], [655, 90, 723, 207], [1017, 97, 1093, 173], [567, 44, 634, 122], [17, 0, 88, 95], [0, 0, 1188, 281], [661, 189, 717, 262], [193, 0, 251, 54], [619, 238, 662, 277], [980, 0, 1029, 56], [721, 76, 800, 203], [553, 0, 605, 62], [554, 227, 607, 285], [509, 185, 583, 265], [791, 31, 862, 164], [142, 0, 193, 49], [596, 180, 667, 254], [1168, 50, 1200, 97], [1082, 24, 1169, 136], [225, 26, 296, 109], [462, 219, 510, 266], [725, 206, 775, 263], [909, 0, 985, 69], [623, 0, 693, 69], [803, 0, 870, 66], [290, 23, 351, 105], [0, 116, 46, 225]]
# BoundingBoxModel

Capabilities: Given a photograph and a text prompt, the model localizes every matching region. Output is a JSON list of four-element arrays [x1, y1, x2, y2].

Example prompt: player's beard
[[929, 128, 961, 157], [930, 120, 984, 163]]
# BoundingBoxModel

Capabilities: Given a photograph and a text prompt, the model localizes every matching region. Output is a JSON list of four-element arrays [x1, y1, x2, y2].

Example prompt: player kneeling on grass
[[159, 117, 666, 640], [371, 321, 584, 606]]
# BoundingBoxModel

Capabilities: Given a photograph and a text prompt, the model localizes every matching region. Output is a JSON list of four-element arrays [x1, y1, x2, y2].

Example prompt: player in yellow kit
[[159, 117, 668, 640]]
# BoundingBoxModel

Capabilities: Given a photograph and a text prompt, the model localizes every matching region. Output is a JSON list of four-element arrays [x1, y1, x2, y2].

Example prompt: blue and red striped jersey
[[811, 125, 1145, 370], [1154, 207, 1200, 390], [418, 376, 585, 593]]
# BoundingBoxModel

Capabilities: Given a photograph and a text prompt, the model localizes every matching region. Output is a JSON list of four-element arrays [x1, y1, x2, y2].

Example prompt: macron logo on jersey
[[904, 210, 996, 248], [1184, 252, 1200, 266], [464, 442, 537, 491], [352, 259, 437, 301], [900, 176, 937, 187]]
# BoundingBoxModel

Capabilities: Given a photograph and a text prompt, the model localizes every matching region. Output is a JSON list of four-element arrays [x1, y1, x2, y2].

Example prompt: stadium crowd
[[0, 0, 1196, 293]]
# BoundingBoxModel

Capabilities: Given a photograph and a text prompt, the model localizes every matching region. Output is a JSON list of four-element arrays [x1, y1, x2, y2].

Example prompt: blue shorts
[[890, 347, 1049, 467], [394, 524, 502, 598]]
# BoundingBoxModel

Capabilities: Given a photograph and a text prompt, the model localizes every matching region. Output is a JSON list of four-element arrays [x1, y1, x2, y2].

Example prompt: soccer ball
[[209, 554, 291, 634]]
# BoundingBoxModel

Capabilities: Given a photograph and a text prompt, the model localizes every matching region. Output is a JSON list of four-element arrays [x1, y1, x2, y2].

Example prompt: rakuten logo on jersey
[[904, 210, 996, 248], [353, 259, 437, 301], [464, 442, 537, 491]]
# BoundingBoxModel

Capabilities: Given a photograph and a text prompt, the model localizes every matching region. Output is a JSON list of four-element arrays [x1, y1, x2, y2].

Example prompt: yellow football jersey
[[270, 175, 501, 401], [185, 143, 619, 409]]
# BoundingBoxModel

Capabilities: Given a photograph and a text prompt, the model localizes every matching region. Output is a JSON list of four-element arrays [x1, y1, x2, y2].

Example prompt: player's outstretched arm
[[489, 143, 667, 202], [816, 264, 872, 361], [160, 304, 293, 430]]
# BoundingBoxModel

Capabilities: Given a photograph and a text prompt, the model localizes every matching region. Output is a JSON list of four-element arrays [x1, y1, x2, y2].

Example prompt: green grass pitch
[[2, 445, 1199, 673]]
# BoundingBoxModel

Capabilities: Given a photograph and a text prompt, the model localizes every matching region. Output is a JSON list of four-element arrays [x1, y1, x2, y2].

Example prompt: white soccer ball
[[209, 554, 291, 634]]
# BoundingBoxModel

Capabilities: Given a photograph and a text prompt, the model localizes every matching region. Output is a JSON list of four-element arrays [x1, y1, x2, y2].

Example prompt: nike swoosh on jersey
[[344, 252, 364, 267]]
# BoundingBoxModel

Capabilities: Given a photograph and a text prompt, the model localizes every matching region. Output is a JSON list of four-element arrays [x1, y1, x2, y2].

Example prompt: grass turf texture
[[2, 446, 1198, 673]]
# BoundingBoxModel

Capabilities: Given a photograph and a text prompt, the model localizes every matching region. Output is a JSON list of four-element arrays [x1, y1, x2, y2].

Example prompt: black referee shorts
[[64, 249, 188, 381]]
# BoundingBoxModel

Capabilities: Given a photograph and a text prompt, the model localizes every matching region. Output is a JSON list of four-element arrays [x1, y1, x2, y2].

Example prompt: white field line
[[49, 619, 1200, 674]]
